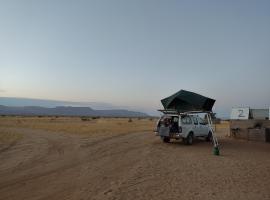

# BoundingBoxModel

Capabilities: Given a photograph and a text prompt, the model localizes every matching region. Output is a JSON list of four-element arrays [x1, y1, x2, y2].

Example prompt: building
[[250, 109, 269, 120]]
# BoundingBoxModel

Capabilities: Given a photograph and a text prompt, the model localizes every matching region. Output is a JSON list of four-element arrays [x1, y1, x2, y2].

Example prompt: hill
[[0, 105, 148, 117]]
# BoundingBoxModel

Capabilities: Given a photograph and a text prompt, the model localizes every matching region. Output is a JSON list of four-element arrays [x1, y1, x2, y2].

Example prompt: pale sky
[[0, 0, 270, 117]]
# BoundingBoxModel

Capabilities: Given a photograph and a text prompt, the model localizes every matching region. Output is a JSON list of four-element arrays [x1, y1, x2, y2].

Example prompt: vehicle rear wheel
[[185, 133, 193, 145], [162, 136, 170, 143], [206, 132, 212, 142]]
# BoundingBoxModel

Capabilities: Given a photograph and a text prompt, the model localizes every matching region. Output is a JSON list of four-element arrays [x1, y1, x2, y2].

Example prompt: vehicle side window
[[193, 117, 198, 125], [186, 116, 192, 124], [173, 117, 178, 123], [181, 116, 192, 124], [199, 118, 205, 125], [181, 117, 187, 124], [160, 117, 170, 126]]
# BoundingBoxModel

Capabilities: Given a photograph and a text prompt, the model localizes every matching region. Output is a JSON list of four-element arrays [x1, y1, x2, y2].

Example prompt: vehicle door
[[198, 117, 209, 136], [158, 117, 170, 137], [180, 115, 193, 136], [192, 116, 201, 136], [171, 116, 179, 133]]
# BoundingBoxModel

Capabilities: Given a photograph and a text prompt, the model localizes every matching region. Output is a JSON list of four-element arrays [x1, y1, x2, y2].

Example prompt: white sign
[[230, 108, 249, 120]]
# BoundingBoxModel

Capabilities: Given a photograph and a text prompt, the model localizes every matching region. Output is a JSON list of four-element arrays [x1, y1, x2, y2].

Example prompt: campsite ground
[[0, 117, 270, 200]]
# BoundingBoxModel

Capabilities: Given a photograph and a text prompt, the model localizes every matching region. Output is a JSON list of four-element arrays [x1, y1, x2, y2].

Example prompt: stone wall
[[230, 120, 270, 142]]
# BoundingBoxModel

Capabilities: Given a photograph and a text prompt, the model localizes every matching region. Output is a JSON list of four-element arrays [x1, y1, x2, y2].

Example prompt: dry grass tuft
[[0, 128, 23, 149]]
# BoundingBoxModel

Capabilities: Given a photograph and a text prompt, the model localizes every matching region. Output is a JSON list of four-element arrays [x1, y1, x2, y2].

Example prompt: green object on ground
[[213, 146, 220, 156]]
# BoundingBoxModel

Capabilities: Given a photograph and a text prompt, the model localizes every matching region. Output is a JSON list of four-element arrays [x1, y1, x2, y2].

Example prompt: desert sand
[[0, 118, 270, 200]]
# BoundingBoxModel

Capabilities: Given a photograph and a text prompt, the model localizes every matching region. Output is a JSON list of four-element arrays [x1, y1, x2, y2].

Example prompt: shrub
[[81, 116, 90, 121]]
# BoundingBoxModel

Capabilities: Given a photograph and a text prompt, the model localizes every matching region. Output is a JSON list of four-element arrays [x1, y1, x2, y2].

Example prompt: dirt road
[[0, 127, 270, 200]]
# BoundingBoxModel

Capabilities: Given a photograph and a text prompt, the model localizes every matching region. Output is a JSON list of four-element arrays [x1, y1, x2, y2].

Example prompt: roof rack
[[158, 109, 179, 115], [158, 109, 213, 115]]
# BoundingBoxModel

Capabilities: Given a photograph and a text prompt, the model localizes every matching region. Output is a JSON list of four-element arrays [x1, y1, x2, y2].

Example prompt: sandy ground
[[0, 124, 270, 200]]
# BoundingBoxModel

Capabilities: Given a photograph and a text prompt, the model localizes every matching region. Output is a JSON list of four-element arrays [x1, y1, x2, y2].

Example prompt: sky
[[0, 0, 270, 117]]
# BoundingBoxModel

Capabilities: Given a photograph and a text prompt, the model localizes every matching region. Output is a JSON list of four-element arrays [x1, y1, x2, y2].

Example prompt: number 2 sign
[[230, 108, 249, 120]]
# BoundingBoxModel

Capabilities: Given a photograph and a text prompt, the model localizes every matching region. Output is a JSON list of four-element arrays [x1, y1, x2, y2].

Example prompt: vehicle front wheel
[[185, 133, 193, 145], [162, 136, 170, 143]]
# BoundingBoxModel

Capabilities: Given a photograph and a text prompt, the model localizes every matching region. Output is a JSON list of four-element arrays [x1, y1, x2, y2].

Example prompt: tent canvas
[[161, 90, 215, 113]]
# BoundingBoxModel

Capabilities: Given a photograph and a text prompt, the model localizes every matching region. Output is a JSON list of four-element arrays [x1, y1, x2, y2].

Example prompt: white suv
[[155, 114, 213, 145]]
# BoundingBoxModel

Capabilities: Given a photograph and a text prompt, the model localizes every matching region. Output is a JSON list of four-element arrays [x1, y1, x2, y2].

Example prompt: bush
[[81, 116, 90, 121], [128, 118, 133, 122]]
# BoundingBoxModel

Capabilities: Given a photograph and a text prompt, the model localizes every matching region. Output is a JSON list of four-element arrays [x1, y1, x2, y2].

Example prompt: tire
[[162, 136, 170, 143], [185, 133, 193, 145], [206, 132, 213, 142]]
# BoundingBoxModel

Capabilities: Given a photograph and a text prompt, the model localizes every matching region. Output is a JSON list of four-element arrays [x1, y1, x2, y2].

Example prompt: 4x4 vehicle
[[155, 114, 213, 145]]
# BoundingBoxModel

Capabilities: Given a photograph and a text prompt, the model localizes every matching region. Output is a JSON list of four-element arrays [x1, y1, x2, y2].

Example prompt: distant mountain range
[[0, 97, 120, 110], [0, 97, 149, 117]]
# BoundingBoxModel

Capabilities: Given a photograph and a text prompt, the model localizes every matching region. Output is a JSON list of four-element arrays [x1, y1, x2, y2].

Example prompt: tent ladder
[[206, 113, 220, 155]]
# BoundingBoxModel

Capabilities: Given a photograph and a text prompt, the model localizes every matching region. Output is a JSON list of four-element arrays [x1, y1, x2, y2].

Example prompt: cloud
[[0, 89, 6, 93]]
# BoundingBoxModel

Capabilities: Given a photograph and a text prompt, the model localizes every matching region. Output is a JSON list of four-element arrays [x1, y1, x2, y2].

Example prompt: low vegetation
[[0, 128, 23, 150], [0, 116, 157, 136]]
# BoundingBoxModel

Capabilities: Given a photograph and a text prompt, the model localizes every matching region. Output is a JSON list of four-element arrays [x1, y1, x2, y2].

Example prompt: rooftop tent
[[161, 90, 216, 113]]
